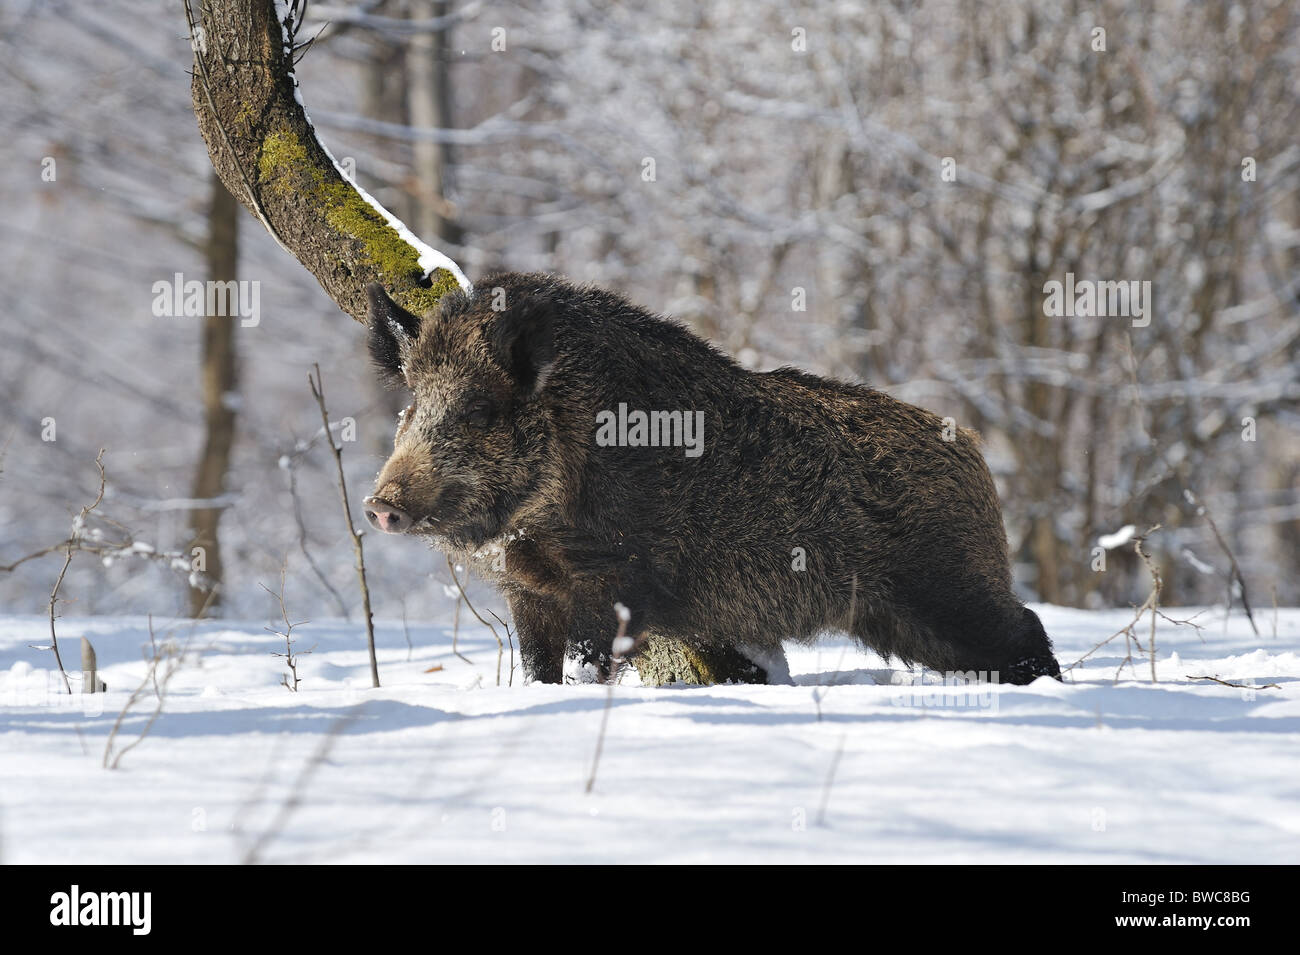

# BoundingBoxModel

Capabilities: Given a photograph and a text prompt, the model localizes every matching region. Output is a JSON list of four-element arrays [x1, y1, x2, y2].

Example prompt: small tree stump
[[80, 637, 106, 693], [633, 635, 785, 686]]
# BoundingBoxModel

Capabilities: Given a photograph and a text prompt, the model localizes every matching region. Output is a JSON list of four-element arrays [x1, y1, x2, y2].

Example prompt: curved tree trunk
[[185, 0, 779, 686], [185, 0, 467, 320]]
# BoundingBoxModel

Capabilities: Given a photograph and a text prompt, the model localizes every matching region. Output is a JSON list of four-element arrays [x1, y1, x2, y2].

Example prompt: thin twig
[[292, 19, 329, 65], [446, 556, 505, 684], [46, 450, 108, 693], [3, 448, 211, 617], [147, 615, 161, 698], [449, 577, 469, 664], [285, 445, 351, 620], [263, 561, 313, 692], [585, 604, 643, 794], [488, 609, 516, 687], [103, 616, 192, 770], [48, 552, 76, 694], [1136, 533, 1161, 683], [0, 543, 69, 574], [401, 598, 413, 662], [1066, 525, 1183, 682], [1122, 331, 1258, 636], [5, 537, 209, 578], [1185, 674, 1281, 691], [309, 365, 379, 688], [1183, 487, 1258, 636]]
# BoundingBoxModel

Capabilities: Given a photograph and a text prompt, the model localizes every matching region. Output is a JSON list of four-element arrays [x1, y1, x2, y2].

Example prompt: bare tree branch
[[309, 364, 379, 688], [446, 555, 506, 685], [46, 449, 108, 694], [585, 604, 641, 794]]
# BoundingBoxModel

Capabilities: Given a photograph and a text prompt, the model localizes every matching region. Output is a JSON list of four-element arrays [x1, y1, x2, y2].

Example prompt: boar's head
[[362, 280, 557, 549]]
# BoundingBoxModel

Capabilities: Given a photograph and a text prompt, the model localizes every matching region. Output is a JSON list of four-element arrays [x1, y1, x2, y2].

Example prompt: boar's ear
[[367, 283, 421, 388], [492, 293, 556, 396]]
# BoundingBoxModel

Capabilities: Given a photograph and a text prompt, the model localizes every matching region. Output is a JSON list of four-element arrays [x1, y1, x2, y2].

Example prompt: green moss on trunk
[[633, 636, 773, 686], [257, 129, 457, 312]]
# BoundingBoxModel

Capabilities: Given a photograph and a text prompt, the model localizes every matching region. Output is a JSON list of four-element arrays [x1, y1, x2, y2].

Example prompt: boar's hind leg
[[849, 590, 1060, 686], [910, 599, 1061, 686], [508, 591, 567, 684], [941, 601, 1061, 685]]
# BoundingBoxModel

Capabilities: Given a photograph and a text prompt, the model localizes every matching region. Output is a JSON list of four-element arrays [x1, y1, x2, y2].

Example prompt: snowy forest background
[[1, 0, 1297, 624]]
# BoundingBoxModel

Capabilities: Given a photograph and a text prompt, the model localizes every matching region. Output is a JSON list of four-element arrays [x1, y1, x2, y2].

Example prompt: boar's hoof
[[562, 653, 604, 685]]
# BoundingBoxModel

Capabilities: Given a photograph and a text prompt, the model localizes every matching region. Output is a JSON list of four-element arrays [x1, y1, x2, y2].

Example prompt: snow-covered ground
[[1, 604, 1297, 863]]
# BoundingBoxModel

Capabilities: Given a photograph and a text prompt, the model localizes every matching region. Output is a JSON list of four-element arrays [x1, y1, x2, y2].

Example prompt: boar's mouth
[[362, 483, 497, 546], [365, 459, 544, 548]]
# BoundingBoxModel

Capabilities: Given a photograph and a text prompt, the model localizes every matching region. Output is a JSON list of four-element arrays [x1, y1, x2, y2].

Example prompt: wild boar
[[362, 272, 1060, 685]]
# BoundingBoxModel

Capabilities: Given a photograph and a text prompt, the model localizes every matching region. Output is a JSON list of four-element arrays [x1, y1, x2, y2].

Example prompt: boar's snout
[[362, 496, 412, 534]]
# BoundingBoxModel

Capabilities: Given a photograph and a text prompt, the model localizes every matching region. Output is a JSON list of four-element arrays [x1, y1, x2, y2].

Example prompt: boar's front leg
[[504, 590, 625, 684], [561, 597, 631, 684], [502, 538, 578, 683], [503, 536, 654, 683], [507, 590, 567, 684]]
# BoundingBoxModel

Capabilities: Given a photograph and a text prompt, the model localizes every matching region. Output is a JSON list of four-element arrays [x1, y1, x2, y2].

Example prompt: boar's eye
[[462, 398, 494, 429]]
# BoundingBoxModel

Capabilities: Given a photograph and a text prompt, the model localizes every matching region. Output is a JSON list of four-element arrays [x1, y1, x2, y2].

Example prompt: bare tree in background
[[407, 0, 462, 248], [1, 0, 1296, 624], [188, 172, 240, 617]]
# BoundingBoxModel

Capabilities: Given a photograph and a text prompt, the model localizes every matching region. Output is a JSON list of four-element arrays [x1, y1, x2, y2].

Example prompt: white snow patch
[[0, 605, 1296, 863], [1098, 524, 1137, 549], [562, 654, 600, 684]]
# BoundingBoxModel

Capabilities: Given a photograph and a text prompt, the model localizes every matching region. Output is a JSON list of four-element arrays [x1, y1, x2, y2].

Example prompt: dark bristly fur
[[364, 271, 1061, 685]]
